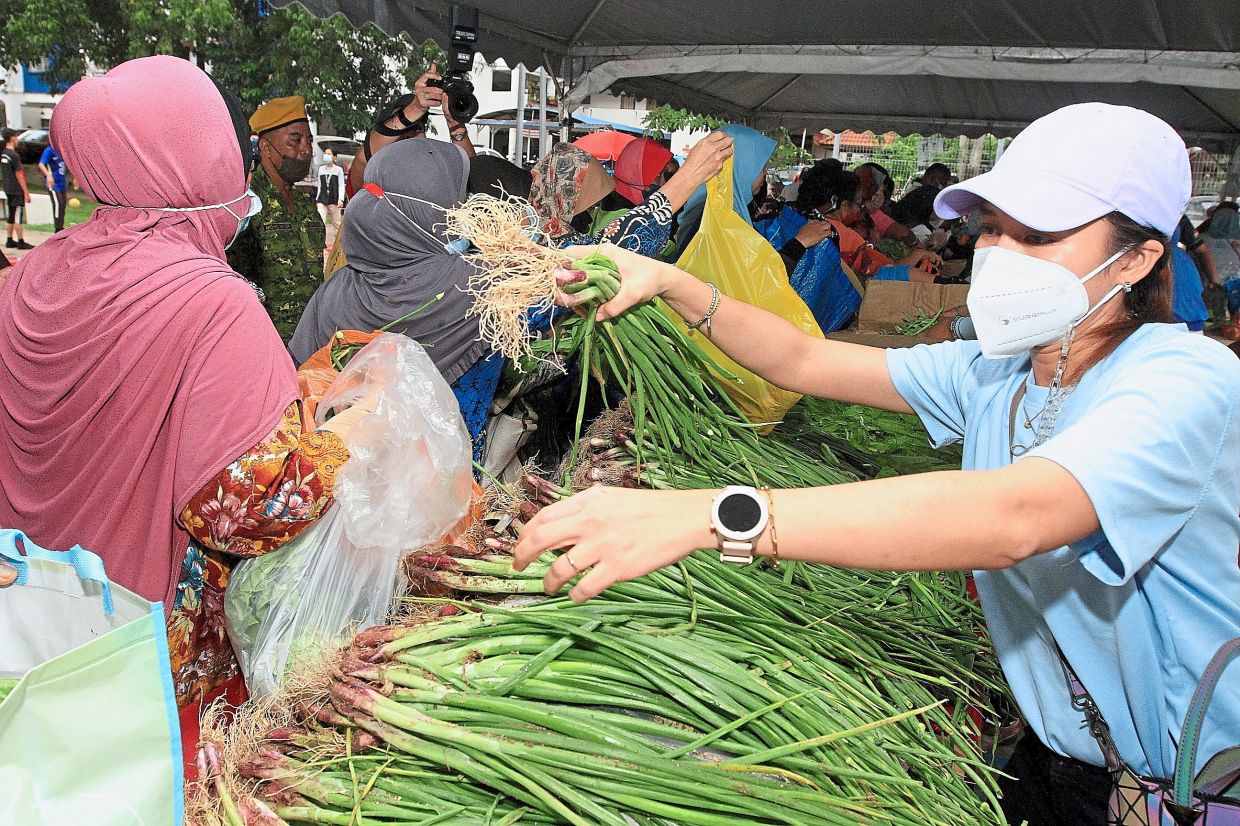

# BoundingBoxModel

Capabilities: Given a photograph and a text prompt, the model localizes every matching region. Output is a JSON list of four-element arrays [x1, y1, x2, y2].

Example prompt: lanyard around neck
[[1008, 382, 1028, 459]]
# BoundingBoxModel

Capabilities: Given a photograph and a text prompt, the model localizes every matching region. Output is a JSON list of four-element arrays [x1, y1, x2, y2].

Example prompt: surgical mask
[[323, 154, 335, 165], [966, 245, 1133, 359], [231, 192, 262, 244], [362, 183, 546, 254], [362, 182, 470, 254], [142, 189, 263, 250]]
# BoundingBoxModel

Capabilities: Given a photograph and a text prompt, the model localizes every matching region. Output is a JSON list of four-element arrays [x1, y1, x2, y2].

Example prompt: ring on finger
[[564, 552, 580, 573]]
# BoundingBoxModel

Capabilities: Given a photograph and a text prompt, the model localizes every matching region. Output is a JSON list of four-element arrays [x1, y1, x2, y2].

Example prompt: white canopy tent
[[271, 0, 1240, 148]]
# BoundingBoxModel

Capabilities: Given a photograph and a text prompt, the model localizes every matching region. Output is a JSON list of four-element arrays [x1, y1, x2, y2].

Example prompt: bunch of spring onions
[[405, 517, 1005, 708], [196, 578, 1006, 826], [544, 253, 860, 490]]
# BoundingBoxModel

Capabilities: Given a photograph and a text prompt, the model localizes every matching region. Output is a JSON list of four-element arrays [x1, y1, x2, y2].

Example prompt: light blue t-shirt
[[887, 324, 1240, 779]]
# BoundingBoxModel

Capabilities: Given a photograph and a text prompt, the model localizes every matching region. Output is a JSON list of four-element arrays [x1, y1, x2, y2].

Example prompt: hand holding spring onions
[[512, 485, 715, 601], [558, 242, 677, 321], [561, 242, 910, 411]]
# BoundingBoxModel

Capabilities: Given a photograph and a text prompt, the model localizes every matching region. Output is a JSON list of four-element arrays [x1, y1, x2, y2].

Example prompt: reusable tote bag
[[1061, 640, 1240, 825], [0, 529, 183, 825], [674, 156, 825, 426]]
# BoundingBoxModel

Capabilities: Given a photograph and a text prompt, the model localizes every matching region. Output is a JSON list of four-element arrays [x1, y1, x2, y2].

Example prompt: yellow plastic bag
[[673, 157, 824, 425]]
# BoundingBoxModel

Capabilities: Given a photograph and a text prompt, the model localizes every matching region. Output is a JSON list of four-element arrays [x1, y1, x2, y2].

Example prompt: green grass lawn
[[27, 196, 98, 233]]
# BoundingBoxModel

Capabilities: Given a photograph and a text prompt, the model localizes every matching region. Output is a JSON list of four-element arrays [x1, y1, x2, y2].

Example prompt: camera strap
[[366, 94, 428, 158]]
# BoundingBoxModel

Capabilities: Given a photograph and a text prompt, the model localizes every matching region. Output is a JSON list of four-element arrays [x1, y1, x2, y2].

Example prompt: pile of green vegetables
[[544, 253, 862, 490], [193, 251, 1008, 825], [777, 397, 963, 478], [202, 554, 1005, 825]]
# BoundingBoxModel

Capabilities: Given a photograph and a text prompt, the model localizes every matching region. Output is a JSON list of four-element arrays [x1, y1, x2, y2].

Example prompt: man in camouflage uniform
[[228, 95, 325, 341]]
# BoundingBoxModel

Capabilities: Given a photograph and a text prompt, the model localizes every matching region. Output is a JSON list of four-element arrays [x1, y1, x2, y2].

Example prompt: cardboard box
[[856, 281, 970, 342], [826, 331, 927, 349], [940, 259, 967, 280]]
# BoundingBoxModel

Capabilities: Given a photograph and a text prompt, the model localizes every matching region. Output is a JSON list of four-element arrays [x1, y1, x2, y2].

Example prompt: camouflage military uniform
[[228, 166, 326, 340]]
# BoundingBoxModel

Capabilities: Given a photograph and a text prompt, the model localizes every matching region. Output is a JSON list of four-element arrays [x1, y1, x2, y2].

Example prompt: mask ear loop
[[363, 182, 469, 254], [523, 203, 550, 246], [1074, 246, 1137, 326], [363, 183, 547, 251]]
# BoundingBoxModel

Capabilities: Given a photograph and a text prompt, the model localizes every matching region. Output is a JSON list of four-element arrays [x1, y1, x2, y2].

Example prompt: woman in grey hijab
[[289, 138, 501, 455]]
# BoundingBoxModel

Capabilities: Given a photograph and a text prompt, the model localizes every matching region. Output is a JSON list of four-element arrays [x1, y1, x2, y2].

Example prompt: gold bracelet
[[760, 486, 780, 569]]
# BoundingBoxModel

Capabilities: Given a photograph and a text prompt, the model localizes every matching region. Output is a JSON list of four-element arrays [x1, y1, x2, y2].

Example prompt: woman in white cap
[[513, 103, 1240, 824]]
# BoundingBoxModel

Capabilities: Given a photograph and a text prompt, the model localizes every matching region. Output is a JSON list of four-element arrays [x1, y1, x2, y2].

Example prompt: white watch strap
[[719, 538, 755, 565]]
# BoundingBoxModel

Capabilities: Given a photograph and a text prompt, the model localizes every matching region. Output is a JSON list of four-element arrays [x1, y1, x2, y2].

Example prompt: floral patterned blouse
[[169, 402, 348, 708], [552, 191, 675, 257]]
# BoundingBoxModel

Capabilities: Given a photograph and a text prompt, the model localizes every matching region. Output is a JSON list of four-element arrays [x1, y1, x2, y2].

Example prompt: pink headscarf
[[0, 56, 297, 611], [614, 138, 674, 206]]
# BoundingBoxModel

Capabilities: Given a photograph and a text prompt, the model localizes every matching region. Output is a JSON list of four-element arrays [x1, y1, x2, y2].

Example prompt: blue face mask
[[228, 191, 263, 247], [142, 189, 263, 249], [444, 236, 472, 254]]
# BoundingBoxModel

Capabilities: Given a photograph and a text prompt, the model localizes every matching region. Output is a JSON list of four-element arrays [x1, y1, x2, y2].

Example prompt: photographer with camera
[[345, 64, 476, 200]]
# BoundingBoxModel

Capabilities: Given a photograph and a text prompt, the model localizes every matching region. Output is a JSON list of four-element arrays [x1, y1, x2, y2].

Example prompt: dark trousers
[[999, 732, 1112, 825], [51, 190, 67, 233]]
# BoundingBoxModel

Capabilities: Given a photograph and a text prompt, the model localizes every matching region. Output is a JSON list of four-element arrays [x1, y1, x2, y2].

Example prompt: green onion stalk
[[893, 307, 944, 338], [200, 588, 1005, 825], [327, 292, 447, 372], [548, 253, 860, 491]]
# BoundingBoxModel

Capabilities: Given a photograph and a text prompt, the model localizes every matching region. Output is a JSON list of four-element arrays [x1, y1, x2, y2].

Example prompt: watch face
[[718, 492, 762, 534]]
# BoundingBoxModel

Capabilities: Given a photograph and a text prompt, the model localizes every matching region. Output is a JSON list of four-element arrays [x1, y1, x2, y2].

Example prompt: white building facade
[[447, 55, 707, 165], [1, 62, 66, 131]]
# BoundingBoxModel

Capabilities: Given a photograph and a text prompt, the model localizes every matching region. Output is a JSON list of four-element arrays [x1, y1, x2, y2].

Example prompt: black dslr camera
[[427, 4, 480, 123]]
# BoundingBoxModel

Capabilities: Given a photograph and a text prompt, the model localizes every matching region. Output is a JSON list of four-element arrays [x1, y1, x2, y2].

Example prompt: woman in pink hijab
[[0, 56, 355, 719]]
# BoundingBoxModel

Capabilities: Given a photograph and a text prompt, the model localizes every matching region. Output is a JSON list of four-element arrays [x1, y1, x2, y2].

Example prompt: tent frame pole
[[513, 64, 527, 165], [538, 68, 550, 159]]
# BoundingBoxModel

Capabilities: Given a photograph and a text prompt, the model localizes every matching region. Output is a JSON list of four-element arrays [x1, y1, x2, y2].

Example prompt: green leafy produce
[[894, 307, 944, 337], [201, 561, 1005, 826], [779, 397, 963, 478], [194, 250, 1007, 826], [545, 253, 861, 491]]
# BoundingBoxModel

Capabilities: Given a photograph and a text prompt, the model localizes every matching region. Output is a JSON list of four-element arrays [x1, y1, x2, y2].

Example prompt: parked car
[[294, 135, 361, 198], [15, 130, 49, 165]]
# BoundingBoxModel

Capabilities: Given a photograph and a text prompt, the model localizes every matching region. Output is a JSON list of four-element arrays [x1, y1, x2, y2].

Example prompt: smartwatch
[[711, 486, 769, 564]]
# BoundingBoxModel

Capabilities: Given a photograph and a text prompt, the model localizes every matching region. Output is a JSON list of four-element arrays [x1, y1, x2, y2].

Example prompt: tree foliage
[[208, 4, 443, 137], [0, 0, 444, 137], [769, 126, 811, 167], [641, 104, 725, 136]]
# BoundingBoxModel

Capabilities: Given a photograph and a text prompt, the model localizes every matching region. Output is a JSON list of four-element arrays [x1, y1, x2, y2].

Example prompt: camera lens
[[447, 91, 479, 123]]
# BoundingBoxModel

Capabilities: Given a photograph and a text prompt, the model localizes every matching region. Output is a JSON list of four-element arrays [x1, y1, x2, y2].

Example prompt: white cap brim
[[934, 164, 1119, 233]]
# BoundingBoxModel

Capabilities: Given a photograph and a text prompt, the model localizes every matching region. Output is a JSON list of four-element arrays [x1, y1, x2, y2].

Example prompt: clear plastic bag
[[225, 333, 473, 696]]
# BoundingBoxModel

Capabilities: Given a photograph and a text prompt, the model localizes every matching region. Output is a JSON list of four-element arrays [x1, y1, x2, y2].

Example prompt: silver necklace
[[1009, 333, 1078, 458]]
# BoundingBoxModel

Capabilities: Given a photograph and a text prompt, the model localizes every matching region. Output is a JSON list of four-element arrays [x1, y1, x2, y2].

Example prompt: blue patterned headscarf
[[672, 124, 777, 255]]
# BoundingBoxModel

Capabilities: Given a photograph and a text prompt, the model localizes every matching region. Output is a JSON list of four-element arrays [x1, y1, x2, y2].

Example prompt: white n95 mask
[[966, 245, 1132, 358]]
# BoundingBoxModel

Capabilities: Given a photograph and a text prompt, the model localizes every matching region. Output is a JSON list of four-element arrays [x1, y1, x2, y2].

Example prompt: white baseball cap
[[934, 103, 1191, 236]]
